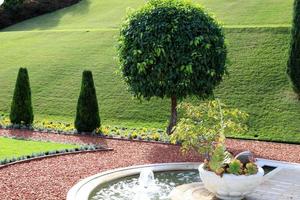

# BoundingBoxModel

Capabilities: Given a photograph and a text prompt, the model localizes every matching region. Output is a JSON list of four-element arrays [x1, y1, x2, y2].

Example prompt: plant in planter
[[171, 100, 264, 200]]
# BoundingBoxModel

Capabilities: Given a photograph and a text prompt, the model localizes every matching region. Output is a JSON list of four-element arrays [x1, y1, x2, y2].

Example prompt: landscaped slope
[[219, 28, 300, 142], [0, 0, 298, 143], [2, 0, 292, 31]]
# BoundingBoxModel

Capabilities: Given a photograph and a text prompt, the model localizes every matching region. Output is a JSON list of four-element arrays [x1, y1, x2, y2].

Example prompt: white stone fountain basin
[[67, 162, 200, 200], [67, 158, 300, 200], [199, 163, 264, 200]]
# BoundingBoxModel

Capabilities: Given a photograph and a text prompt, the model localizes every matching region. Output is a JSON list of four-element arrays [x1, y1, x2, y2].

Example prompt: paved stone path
[[252, 168, 300, 200], [170, 167, 300, 200]]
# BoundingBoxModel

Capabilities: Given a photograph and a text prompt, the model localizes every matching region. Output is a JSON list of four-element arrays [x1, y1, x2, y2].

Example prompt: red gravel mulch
[[0, 129, 299, 200]]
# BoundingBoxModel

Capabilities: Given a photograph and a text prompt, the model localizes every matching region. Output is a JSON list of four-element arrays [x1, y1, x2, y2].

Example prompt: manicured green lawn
[[2, 0, 292, 32], [0, 30, 170, 128], [0, 137, 79, 160], [0, 0, 299, 143], [218, 28, 300, 143], [199, 0, 293, 26]]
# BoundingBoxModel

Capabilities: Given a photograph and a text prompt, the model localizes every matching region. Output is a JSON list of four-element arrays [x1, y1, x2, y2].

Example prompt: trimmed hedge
[[287, 0, 300, 98], [10, 68, 34, 125], [0, 0, 81, 29], [75, 70, 101, 133]]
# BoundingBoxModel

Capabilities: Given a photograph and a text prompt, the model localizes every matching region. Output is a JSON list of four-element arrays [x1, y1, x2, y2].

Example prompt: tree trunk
[[167, 95, 177, 135]]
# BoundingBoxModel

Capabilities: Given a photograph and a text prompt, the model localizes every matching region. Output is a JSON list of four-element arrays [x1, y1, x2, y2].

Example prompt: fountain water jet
[[133, 169, 159, 200], [138, 169, 155, 188]]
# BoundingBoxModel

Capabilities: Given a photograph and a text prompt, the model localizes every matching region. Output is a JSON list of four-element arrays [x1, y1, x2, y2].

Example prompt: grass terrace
[[0, 136, 79, 160]]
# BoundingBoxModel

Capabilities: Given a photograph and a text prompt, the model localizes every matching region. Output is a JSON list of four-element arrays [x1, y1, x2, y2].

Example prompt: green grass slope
[[0, 30, 170, 127], [2, 0, 292, 31], [0, 0, 299, 143], [219, 28, 300, 142], [0, 137, 78, 160]]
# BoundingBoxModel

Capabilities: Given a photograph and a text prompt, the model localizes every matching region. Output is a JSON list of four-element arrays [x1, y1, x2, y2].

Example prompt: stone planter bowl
[[198, 163, 264, 200]]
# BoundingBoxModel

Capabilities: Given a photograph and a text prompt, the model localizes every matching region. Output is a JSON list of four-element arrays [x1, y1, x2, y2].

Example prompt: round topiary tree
[[118, 0, 227, 134], [287, 0, 300, 99], [75, 70, 101, 133], [10, 67, 34, 125]]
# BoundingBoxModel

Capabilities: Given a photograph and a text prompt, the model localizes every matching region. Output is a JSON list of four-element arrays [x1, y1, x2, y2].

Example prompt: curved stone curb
[[0, 148, 113, 170]]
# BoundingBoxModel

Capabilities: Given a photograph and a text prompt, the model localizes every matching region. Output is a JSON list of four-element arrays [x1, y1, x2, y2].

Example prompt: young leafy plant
[[171, 100, 251, 176], [209, 143, 232, 174], [171, 100, 248, 160]]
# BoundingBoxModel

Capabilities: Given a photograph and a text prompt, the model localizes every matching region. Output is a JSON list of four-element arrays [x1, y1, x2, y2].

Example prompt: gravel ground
[[0, 129, 299, 200]]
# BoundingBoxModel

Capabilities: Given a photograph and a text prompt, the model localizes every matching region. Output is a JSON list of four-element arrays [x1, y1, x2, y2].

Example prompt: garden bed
[[0, 128, 299, 200], [0, 128, 300, 163]]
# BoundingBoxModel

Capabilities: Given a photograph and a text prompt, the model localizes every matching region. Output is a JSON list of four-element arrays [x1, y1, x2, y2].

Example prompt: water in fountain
[[90, 170, 201, 200]]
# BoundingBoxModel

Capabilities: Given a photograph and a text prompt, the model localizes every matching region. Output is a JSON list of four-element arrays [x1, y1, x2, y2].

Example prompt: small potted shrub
[[171, 100, 264, 200]]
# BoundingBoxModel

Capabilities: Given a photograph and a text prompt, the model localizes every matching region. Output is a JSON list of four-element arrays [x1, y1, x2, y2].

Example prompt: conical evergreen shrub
[[10, 67, 34, 125], [75, 70, 100, 133], [288, 0, 300, 98]]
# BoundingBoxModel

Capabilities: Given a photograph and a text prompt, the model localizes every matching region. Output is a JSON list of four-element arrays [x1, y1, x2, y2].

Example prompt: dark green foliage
[[118, 0, 227, 132], [288, 0, 300, 97], [0, 0, 81, 29], [75, 70, 100, 132], [10, 68, 34, 125], [2, 0, 24, 11]]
